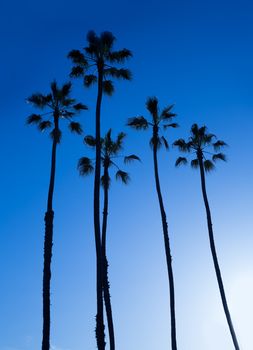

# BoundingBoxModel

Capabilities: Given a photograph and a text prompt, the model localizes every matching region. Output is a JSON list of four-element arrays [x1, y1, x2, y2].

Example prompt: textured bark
[[94, 63, 105, 350], [152, 128, 177, 350], [42, 210, 54, 350], [42, 113, 58, 350], [198, 151, 240, 350], [102, 165, 115, 350]]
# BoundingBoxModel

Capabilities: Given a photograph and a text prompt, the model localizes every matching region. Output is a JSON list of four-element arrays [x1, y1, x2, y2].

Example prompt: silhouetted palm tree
[[26, 81, 87, 350], [127, 97, 178, 350], [174, 123, 240, 350], [68, 31, 132, 350], [78, 130, 140, 350]]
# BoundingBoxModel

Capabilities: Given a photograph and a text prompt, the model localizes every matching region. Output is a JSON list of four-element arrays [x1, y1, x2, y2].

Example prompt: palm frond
[[116, 170, 130, 184], [62, 98, 75, 107], [86, 30, 99, 46], [149, 135, 162, 149], [163, 123, 179, 129], [100, 31, 115, 49], [68, 50, 87, 65], [27, 94, 49, 109], [73, 103, 88, 111], [160, 104, 176, 120], [26, 114, 42, 124], [161, 136, 169, 149], [173, 139, 191, 152], [146, 97, 158, 118], [101, 174, 111, 189], [175, 157, 188, 167], [50, 129, 62, 143], [103, 80, 114, 95], [124, 154, 141, 163], [110, 131, 126, 154], [61, 111, 75, 119], [191, 124, 201, 137], [84, 135, 96, 147], [213, 140, 227, 151], [61, 82, 72, 97], [116, 131, 126, 144], [38, 120, 52, 131], [70, 66, 84, 78], [127, 116, 149, 130], [191, 158, 199, 169], [84, 74, 97, 87], [104, 68, 132, 80], [212, 153, 226, 162], [108, 49, 132, 63], [50, 81, 58, 100], [69, 121, 83, 134], [203, 133, 216, 145], [78, 157, 94, 176], [204, 159, 215, 172]]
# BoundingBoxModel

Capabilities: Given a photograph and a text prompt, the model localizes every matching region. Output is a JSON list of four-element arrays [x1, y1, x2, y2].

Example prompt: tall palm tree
[[174, 123, 240, 350], [68, 31, 132, 350], [78, 130, 140, 350], [127, 97, 178, 350], [26, 81, 87, 350]]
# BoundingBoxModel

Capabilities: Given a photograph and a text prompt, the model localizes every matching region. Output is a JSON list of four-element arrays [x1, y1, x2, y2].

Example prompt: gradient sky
[[1, 0, 253, 349]]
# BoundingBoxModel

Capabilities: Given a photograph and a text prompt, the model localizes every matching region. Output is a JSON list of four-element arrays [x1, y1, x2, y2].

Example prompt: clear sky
[[0, 0, 253, 349]]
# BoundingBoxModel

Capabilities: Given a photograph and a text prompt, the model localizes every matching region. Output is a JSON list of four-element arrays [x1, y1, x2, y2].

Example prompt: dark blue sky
[[1, 0, 253, 349]]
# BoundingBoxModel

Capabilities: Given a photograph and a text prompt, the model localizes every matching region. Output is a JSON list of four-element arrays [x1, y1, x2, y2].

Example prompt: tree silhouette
[[127, 97, 178, 350], [174, 123, 240, 350], [26, 81, 87, 350], [78, 130, 140, 350], [68, 30, 132, 350]]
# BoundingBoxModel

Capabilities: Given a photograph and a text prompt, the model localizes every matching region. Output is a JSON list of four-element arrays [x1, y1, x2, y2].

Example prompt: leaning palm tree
[[26, 81, 87, 350], [78, 130, 140, 350], [174, 123, 240, 350], [127, 97, 178, 350], [68, 31, 132, 350]]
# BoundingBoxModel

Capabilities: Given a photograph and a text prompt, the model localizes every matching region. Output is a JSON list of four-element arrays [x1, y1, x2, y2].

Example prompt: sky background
[[0, 0, 253, 349]]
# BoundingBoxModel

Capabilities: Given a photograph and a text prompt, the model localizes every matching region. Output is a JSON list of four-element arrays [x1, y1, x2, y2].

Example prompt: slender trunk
[[102, 165, 115, 350], [94, 63, 105, 350], [42, 114, 59, 350], [198, 152, 240, 350], [152, 128, 177, 350]]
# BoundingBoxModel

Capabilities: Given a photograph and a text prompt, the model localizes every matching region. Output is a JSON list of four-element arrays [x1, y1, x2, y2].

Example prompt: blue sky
[[0, 0, 253, 349]]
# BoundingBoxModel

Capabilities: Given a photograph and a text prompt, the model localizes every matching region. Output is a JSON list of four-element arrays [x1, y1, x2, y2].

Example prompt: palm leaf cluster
[[27, 81, 87, 142], [174, 123, 227, 171], [78, 129, 140, 185], [68, 31, 132, 95], [128, 97, 178, 149]]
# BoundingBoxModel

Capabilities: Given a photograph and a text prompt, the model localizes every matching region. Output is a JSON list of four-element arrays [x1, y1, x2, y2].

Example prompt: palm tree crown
[[68, 31, 132, 95], [173, 123, 227, 170], [26, 80, 87, 140], [78, 129, 140, 183], [127, 96, 178, 148]]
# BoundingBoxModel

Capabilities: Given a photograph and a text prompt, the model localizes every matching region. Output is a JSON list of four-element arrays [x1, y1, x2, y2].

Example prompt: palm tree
[[26, 81, 87, 350], [127, 97, 178, 350], [174, 123, 240, 350], [68, 31, 132, 350], [78, 130, 140, 350]]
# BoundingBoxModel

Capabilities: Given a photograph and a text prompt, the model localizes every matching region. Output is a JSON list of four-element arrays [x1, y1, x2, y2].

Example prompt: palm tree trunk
[[102, 165, 115, 350], [42, 115, 59, 350], [198, 153, 240, 350], [94, 63, 105, 350], [152, 130, 177, 350]]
